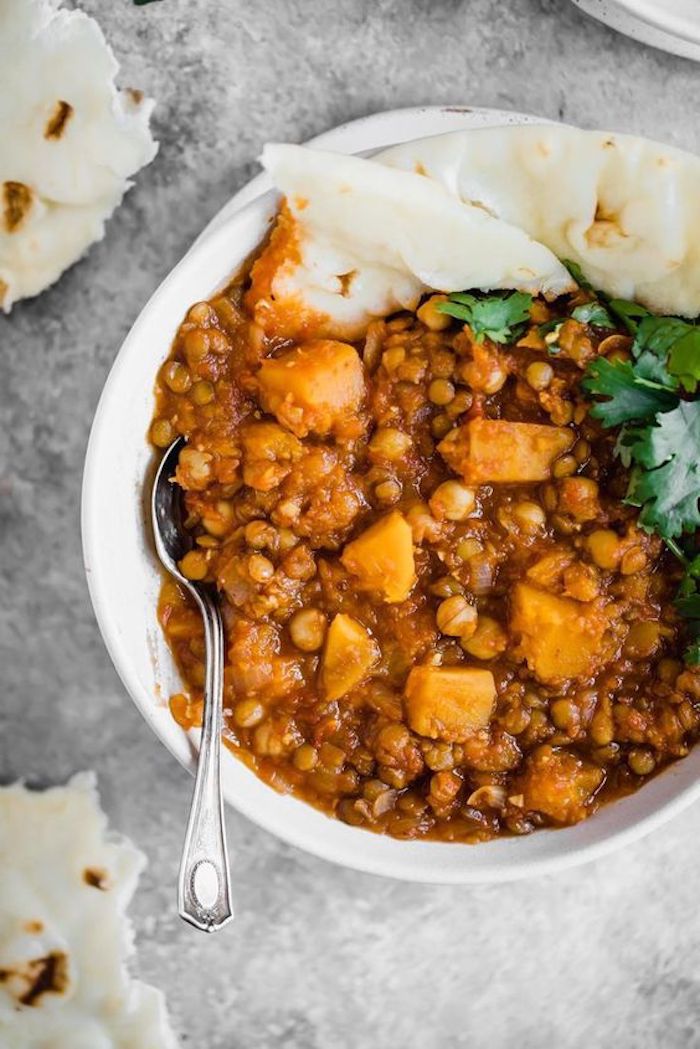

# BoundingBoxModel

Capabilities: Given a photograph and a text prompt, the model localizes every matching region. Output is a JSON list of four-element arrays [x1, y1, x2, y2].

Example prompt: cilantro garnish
[[625, 401, 700, 538], [582, 358, 676, 427], [571, 302, 616, 329], [437, 291, 533, 344], [606, 299, 651, 334], [581, 287, 700, 663]]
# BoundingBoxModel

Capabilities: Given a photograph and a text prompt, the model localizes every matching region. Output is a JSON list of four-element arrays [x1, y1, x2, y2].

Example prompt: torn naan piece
[[376, 124, 700, 318], [246, 144, 574, 340], [0, 0, 157, 311], [0, 774, 176, 1049]]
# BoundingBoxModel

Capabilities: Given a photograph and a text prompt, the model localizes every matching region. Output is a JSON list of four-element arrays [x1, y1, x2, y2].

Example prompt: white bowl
[[571, 0, 700, 61], [82, 106, 700, 883]]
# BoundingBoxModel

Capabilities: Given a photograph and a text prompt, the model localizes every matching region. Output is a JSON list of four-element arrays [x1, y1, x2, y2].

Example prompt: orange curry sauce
[[150, 254, 700, 843]]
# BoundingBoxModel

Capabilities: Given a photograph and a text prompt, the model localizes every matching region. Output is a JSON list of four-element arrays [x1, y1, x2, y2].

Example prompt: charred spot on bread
[[44, 100, 74, 140], [3, 182, 33, 233]]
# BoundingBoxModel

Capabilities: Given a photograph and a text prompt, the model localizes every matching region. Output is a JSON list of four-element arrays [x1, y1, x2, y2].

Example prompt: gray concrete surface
[[2, 1, 700, 1046]]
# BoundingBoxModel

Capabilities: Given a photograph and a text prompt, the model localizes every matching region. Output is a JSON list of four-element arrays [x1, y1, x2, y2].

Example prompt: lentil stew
[[149, 256, 700, 843]]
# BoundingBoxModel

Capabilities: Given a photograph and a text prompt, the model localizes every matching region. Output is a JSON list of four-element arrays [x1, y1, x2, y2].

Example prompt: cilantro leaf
[[668, 327, 700, 394], [632, 316, 700, 390], [606, 298, 651, 335], [581, 357, 677, 427], [675, 593, 700, 618], [634, 316, 692, 356], [571, 302, 616, 328], [685, 637, 700, 665], [562, 259, 592, 290], [627, 400, 700, 537], [438, 291, 533, 344]]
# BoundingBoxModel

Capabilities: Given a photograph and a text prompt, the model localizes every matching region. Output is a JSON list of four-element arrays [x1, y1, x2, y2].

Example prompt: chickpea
[[191, 380, 215, 405], [624, 621, 661, 659], [461, 616, 507, 660], [293, 743, 319, 771], [150, 418, 174, 448], [277, 527, 298, 553], [375, 479, 402, 505], [179, 549, 208, 581], [586, 529, 622, 570], [460, 358, 507, 395], [627, 748, 655, 776], [599, 333, 632, 358], [417, 294, 451, 331], [429, 480, 476, 522], [248, 553, 274, 583], [369, 427, 412, 460], [188, 302, 213, 325], [289, 608, 327, 652], [234, 699, 265, 728], [436, 595, 478, 637], [512, 500, 546, 533], [177, 447, 213, 488], [183, 328, 210, 370], [525, 361, 554, 391], [202, 500, 235, 538], [446, 390, 473, 419], [552, 454, 577, 478], [428, 378, 455, 406], [620, 547, 648, 576], [162, 360, 192, 394], [431, 413, 453, 439], [244, 519, 278, 549]]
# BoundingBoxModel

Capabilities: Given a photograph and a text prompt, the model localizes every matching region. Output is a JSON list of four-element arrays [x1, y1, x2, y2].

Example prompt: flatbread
[[0, 0, 157, 311], [247, 143, 574, 340], [0, 774, 176, 1049], [376, 125, 700, 318]]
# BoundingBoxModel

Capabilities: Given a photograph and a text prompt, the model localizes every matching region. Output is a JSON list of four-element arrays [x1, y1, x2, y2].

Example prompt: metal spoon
[[151, 437, 233, 932]]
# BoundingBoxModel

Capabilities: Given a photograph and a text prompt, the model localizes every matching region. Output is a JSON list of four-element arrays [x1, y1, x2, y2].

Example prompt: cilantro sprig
[[582, 358, 677, 427], [437, 291, 533, 344], [580, 287, 700, 663]]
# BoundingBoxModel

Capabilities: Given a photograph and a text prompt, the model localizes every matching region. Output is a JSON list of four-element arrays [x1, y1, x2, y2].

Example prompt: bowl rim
[[82, 104, 700, 883]]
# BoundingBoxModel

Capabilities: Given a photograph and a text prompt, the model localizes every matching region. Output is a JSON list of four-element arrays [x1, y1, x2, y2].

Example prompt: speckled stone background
[[2, 1, 700, 1046]]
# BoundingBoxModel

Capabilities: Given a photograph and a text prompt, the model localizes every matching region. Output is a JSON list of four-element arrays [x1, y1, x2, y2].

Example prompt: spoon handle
[[178, 593, 233, 932]]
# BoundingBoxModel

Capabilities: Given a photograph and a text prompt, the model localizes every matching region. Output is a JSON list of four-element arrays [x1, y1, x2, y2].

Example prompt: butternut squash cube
[[510, 582, 609, 684], [438, 418, 574, 484], [518, 746, 604, 823], [340, 511, 416, 603], [257, 339, 365, 437], [321, 613, 380, 701], [405, 666, 496, 742]]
